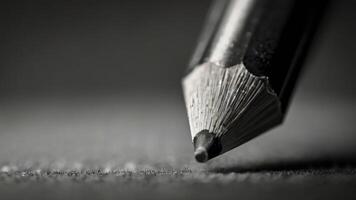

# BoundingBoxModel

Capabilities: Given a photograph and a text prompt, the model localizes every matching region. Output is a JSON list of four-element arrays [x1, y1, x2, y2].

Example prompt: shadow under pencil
[[209, 156, 356, 174]]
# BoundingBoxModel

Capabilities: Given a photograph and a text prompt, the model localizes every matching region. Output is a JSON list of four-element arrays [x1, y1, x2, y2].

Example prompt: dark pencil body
[[182, 0, 326, 162]]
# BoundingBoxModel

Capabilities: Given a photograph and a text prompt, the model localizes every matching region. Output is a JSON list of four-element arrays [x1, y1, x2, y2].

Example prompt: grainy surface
[[1, 163, 356, 200], [0, 94, 355, 200]]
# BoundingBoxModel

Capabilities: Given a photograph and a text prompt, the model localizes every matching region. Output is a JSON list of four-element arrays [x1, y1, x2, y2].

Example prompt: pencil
[[182, 0, 327, 162]]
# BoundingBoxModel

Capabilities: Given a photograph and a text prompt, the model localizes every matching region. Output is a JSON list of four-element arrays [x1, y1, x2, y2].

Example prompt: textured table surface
[[0, 94, 355, 200], [1, 164, 356, 200]]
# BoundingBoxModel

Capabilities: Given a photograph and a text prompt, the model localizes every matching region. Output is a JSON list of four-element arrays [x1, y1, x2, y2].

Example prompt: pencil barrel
[[189, 0, 326, 112]]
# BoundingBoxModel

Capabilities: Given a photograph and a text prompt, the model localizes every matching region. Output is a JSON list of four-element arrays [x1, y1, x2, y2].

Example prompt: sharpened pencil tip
[[194, 147, 208, 163], [193, 130, 221, 162]]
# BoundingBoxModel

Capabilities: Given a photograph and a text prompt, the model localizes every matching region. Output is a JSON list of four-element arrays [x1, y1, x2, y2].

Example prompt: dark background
[[0, 0, 354, 97], [0, 0, 355, 199], [0, 0, 210, 95]]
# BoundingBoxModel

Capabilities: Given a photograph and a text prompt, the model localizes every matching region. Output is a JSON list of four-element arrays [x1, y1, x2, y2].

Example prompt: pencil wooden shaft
[[189, 0, 325, 112]]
